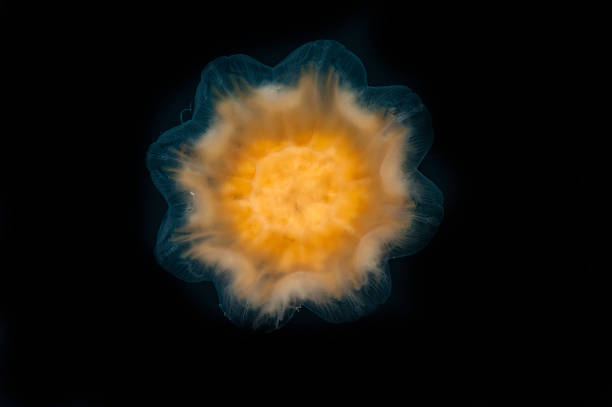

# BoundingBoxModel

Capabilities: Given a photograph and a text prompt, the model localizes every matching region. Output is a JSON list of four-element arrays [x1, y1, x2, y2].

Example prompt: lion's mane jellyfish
[[147, 40, 443, 330]]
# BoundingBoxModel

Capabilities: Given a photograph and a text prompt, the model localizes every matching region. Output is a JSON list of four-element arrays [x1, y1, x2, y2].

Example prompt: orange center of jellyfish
[[174, 71, 412, 305], [218, 132, 373, 272]]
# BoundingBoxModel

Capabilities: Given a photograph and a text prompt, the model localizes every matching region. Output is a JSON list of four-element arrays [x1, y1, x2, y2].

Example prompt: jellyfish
[[147, 40, 443, 330]]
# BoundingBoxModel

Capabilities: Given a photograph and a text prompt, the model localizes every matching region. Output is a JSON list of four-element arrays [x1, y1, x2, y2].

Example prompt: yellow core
[[219, 132, 372, 272]]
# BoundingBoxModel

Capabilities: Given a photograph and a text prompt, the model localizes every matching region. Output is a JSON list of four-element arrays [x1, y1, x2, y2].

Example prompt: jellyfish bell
[[147, 40, 443, 330]]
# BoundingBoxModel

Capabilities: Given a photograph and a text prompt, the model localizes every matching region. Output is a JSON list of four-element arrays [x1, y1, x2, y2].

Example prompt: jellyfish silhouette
[[147, 40, 443, 330]]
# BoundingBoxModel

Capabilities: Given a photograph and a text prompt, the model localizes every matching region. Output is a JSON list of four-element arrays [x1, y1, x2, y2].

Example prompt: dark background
[[1, 2, 607, 406]]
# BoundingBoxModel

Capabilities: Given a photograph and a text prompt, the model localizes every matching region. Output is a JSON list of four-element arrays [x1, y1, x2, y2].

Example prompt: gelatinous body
[[147, 40, 443, 330]]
